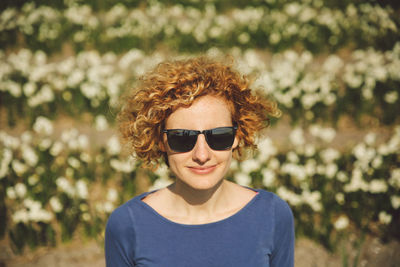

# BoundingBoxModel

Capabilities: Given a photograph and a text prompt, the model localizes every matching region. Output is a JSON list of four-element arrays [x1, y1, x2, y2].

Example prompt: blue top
[[105, 188, 295, 267]]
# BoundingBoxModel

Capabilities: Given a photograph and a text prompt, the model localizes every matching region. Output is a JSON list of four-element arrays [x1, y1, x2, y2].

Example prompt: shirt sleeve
[[105, 206, 136, 267], [270, 196, 295, 267]]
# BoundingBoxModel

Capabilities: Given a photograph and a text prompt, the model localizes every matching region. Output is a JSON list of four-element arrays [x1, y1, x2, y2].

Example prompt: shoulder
[[254, 189, 294, 222], [106, 192, 147, 235], [254, 189, 287, 207], [105, 194, 148, 267]]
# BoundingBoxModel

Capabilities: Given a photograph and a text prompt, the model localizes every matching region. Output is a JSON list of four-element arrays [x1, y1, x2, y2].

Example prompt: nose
[[192, 134, 211, 164]]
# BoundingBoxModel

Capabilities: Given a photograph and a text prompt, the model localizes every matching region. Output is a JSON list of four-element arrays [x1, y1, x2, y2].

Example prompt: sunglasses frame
[[162, 125, 238, 153]]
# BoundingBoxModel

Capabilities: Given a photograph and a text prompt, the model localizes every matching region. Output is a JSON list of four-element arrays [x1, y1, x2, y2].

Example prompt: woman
[[105, 56, 295, 266]]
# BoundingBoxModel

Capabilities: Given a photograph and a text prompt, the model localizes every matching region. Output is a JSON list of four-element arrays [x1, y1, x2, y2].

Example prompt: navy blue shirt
[[105, 188, 294, 267]]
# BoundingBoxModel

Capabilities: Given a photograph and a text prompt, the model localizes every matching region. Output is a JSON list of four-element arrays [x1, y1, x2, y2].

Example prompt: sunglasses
[[162, 126, 238, 153]]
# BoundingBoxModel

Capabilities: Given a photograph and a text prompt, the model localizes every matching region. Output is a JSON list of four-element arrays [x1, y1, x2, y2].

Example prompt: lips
[[187, 165, 217, 174]]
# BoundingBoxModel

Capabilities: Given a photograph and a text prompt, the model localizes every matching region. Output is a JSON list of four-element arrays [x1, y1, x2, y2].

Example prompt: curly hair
[[118, 56, 281, 168]]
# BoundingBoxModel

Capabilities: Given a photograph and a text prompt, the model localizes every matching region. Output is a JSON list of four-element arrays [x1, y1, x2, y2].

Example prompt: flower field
[[1, 0, 399, 263]]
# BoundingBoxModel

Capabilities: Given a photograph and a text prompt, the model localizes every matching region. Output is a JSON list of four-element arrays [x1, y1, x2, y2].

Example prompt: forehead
[[165, 95, 233, 129]]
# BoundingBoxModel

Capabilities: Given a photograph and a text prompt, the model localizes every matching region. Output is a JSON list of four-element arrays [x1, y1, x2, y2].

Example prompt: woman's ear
[[232, 136, 239, 149]]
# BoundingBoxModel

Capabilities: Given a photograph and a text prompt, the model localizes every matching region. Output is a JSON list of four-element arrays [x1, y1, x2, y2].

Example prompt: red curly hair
[[118, 56, 281, 168]]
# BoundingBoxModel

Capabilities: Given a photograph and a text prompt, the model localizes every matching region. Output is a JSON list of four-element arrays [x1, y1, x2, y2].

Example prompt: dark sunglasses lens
[[206, 127, 235, 150], [167, 130, 197, 152]]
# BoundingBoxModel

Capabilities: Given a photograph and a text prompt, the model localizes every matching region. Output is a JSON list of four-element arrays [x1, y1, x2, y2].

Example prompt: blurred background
[[0, 0, 399, 266]]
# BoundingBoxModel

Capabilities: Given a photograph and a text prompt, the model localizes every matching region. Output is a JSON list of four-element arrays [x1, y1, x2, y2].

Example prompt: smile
[[187, 165, 217, 175]]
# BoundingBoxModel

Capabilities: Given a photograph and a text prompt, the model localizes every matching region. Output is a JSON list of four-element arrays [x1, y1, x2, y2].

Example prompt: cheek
[[215, 150, 234, 166], [166, 153, 184, 170]]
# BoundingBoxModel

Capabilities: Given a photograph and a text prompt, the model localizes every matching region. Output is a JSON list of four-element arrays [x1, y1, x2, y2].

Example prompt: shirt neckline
[[136, 187, 261, 228]]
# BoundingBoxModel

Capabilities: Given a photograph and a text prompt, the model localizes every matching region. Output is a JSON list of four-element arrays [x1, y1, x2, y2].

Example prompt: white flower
[[257, 137, 277, 162], [0, 148, 12, 179], [364, 133, 377, 146], [67, 69, 85, 87], [334, 215, 349, 230], [21, 132, 33, 144], [23, 82, 37, 97], [240, 159, 260, 174], [6, 81, 21, 97], [27, 85, 54, 107], [369, 179, 388, 194], [96, 201, 114, 213], [67, 157, 81, 169], [285, 3, 301, 16], [118, 49, 144, 69], [276, 186, 302, 206], [362, 87, 373, 100], [269, 32, 281, 44], [302, 190, 322, 212], [289, 128, 305, 146], [21, 144, 38, 167], [110, 158, 135, 173], [287, 151, 299, 163], [281, 163, 306, 181], [29, 204, 53, 222], [61, 128, 79, 143], [154, 164, 170, 180], [309, 124, 336, 142], [391, 195, 400, 209], [320, 148, 340, 163], [12, 209, 29, 223], [11, 160, 28, 176], [33, 116, 53, 135], [344, 168, 369, 192], [39, 138, 52, 150], [77, 134, 89, 150], [323, 55, 343, 73], [149, 177, 172, 191], [389, 169, 400, 189], [238, 32, 250, 44], [337, 171, 348, 182], [76, 154, 89, 164], [234, 172, 251, 187], [107, 135, 121, 155], [325, 163, 338, 179], [107, 188, 118, 202], [56, 176, 75, 197], [0, 132, 20, 149], [50, 141, 64, 156], [304, 159, 316, 176], [104, 201, 114, 213], [80, 82, 100, 99], [335, 193, 345, 205], [384, 91, 398, 104], [76, 180, 88, 199], [371, 156, 383, 169], [82, 213, 91, 221], [301, 94, 318, 110], [6, 187, 16, 199], [378, 211, 392, 224], [262, 169, 276, 187], [268, 158, 280, 170], [28, 174, 39, 185], [49, 196, 63, 212], [304, 144, 316, 157], [95, 115, 109, 131], [353, 143, 376, 168]]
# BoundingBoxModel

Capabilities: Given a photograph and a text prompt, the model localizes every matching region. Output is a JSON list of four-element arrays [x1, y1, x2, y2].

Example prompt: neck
[[167, 179, 230, 222]]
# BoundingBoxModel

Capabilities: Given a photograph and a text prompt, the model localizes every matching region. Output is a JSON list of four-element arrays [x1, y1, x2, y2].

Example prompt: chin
[[178, 173, 225, 191]]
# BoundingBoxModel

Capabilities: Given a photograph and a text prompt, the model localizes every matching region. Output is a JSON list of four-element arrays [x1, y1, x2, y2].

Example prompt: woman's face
[[162, 95, 238, 191]]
